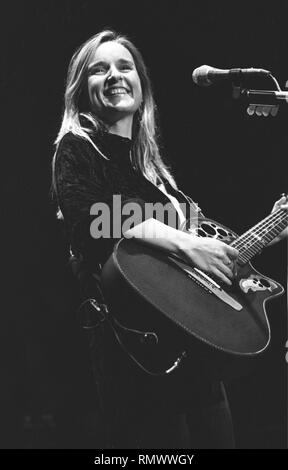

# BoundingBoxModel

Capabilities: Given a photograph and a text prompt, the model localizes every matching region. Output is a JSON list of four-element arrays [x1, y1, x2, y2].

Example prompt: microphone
[[192, 65, 271, 87]]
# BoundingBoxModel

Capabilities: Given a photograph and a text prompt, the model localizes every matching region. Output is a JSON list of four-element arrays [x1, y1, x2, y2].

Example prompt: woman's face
[[87, 41, 142, 124]]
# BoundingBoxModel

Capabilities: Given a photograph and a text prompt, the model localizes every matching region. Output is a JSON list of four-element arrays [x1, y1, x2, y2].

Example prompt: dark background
[[1, 0, 287, 449]]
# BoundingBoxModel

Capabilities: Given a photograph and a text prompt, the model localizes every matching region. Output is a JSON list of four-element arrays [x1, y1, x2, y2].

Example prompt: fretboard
[[231, 208, 287, 265]]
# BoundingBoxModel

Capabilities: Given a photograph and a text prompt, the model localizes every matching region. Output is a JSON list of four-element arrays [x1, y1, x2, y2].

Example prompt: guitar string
[[236, 232, 284, 264], [193, 209, 287, 264], [235, 211, 287, 255], [234, 213, 287, 263], [231, 209, 286, 251], [232, 211, 287, 263], [193, 208, 287, 265], [234, 212, 286, 258], [198, 208, 285, 258], [239, 193, 287, 246], [233, 208, 285, 249]]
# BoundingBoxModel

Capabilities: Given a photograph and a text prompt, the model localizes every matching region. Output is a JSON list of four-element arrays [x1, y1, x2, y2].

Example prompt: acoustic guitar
[[101, 204, 287, 379]]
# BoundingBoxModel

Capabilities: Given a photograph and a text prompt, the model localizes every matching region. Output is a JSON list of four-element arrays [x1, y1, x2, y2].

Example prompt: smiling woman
[[51, 29, 287, 449], [87, 41, 142, 134]]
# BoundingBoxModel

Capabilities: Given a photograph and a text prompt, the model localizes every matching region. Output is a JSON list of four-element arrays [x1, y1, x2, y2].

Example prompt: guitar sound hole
[[218, 228, 228, 237], [200, 223, 217, 236]]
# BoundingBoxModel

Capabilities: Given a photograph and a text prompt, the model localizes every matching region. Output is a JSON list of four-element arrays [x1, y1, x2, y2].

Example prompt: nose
[[107, 65, 123, 84]]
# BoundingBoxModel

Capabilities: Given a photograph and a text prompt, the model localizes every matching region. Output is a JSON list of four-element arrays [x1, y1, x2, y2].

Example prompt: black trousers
[[97, 377, 235, 449], [89, 324, 235, 449]]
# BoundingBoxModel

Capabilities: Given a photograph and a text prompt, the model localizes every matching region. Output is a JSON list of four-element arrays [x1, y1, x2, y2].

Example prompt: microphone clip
[[232, 84, 288, 117]]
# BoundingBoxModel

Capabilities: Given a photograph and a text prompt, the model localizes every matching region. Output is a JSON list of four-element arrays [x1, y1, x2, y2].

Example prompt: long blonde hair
[[53, 29, 178, 190]]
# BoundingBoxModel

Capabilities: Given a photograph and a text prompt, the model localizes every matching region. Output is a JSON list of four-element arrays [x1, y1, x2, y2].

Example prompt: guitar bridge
[[168, 256, 243, 311]]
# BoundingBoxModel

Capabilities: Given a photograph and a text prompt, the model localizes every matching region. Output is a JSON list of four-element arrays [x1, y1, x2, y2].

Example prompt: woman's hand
[[269, 195, 288, 245], [177, 236, 239, 286], [125, 218, 238, 285]]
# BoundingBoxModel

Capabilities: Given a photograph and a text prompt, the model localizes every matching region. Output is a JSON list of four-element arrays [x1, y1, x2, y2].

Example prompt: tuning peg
[[247, 104, 256, 115], [246, 104, 279, 117]]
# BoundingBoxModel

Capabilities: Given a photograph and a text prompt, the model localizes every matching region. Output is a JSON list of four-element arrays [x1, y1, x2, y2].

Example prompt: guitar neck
[[231, 208, 287, 265]]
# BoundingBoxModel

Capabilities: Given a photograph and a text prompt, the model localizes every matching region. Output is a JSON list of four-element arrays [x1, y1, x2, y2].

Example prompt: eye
[[89, 63, 109, 75], [92, 65, 107, 74], [119, 63, 134, 72]]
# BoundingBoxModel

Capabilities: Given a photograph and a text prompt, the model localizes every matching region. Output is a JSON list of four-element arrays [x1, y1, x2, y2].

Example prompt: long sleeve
[[54, 132, 148, 266], [53, 131, 202, 269]]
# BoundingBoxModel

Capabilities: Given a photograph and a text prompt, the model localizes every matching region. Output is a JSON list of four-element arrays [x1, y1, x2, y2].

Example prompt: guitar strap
[[69, 249, 109, 330]]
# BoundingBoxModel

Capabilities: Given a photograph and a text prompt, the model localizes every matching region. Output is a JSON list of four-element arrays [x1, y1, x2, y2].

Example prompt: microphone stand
[[231, 73, 288, 116]]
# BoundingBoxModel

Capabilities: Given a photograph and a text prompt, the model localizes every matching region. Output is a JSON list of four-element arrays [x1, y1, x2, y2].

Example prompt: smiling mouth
[[104, 87, 131, 96]]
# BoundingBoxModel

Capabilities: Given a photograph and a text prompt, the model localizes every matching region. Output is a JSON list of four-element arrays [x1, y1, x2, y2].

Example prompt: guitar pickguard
[[239, 274, 278, 294]]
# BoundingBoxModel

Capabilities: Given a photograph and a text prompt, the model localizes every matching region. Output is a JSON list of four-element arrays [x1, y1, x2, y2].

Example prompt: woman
[[52, 30, 287, 449]]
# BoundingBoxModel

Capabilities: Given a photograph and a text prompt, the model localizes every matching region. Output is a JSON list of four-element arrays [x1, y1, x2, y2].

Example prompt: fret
[[231, 209, 287, 265]]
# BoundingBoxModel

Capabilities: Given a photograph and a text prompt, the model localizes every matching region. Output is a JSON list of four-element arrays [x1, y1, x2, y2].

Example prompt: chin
[[106, 104, 136, 115]]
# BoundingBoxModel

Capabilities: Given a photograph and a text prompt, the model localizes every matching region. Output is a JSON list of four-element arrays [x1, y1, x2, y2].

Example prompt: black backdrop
[[1, 1, 287, 449]]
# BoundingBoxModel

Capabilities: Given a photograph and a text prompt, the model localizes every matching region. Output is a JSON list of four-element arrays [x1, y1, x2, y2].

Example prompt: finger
[[220, 256, 234, 270], [277, 199, 287, 207], [273, 196, 287, 208], [222, 255, 232, 266], [225, 245, 239, 260], [273, 201, 288, 213], [213, 268, 232, 286], [219, 263, 234, 280]]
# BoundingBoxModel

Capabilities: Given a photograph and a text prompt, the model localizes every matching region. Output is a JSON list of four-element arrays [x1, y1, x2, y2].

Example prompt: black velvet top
[[54, 128, 200, 270], [53, 126, 224, 406]]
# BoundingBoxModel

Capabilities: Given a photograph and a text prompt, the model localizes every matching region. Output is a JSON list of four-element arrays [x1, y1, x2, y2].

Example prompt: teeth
[[106, 88, 128, 96]]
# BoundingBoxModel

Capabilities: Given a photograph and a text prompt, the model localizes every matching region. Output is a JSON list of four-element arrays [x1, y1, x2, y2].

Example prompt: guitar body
[[101, 217, 284, 380]]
